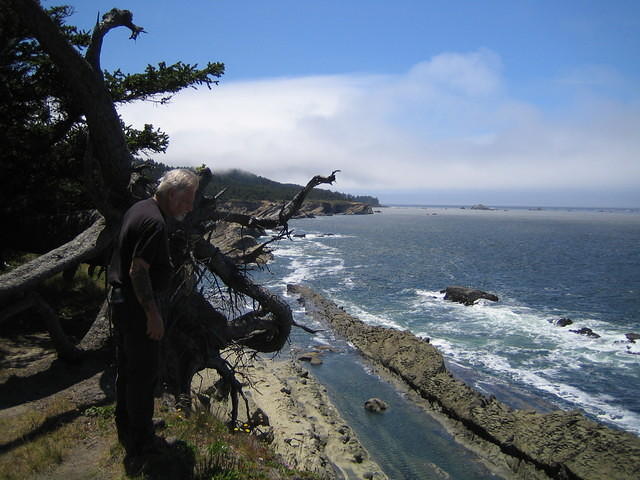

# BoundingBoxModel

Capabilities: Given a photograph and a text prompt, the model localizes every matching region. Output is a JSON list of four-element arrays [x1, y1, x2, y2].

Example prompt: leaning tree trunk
[[2, 0, 132, 215]]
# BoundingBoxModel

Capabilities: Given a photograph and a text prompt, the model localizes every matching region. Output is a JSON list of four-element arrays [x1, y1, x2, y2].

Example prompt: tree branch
[[85, 8, 145, 76], [276, 170, 341, 226], [191, 170, 342, 230], [193, 240, 292, 353], [0, 213, 113, 303]]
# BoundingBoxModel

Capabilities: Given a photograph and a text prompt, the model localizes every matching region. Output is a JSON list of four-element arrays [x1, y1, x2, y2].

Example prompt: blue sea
[[248, 205, 640, 478]]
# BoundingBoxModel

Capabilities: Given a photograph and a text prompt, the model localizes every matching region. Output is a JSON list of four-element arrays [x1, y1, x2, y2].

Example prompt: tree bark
[[0, 213, 113, 304]]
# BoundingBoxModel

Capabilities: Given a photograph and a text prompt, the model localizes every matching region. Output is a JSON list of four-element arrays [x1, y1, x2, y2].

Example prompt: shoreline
[[199, 353, 389, 480], [284, 283, 640, 480]]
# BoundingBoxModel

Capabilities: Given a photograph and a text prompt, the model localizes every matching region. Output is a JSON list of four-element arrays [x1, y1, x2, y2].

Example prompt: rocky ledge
[[287, 284, 640, 480], [201, 355, 388, 480], [209, 200, 373, 263]]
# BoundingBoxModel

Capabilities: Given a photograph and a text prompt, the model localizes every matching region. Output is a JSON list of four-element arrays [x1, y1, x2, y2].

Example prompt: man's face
[[168, 186, 197, 221]]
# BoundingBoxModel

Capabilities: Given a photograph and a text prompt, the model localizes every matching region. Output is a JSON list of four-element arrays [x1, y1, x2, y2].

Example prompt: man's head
[[155, 169, 199, 221]]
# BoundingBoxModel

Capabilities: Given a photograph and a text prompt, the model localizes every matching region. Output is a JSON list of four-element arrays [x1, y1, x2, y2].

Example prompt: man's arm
[[130, 257, 164, 340]]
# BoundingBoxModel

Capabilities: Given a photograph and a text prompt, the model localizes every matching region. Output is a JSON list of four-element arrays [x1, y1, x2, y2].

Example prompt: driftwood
[[0, 0, 339, 426]]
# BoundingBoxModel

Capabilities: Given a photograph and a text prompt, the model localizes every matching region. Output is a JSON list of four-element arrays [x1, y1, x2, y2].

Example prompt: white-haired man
[[108, 169, 198, 461]]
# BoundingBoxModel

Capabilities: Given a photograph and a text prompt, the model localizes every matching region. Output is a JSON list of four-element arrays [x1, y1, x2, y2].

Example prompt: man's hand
[[130, 257, 164, 341], [146, 310, 164, 340]]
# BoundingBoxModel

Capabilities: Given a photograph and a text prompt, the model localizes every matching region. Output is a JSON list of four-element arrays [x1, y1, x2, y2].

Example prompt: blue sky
[[62, 0, 640, 207]]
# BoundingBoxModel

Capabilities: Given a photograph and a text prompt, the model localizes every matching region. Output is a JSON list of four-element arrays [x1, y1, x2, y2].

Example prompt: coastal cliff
[[218, 199, 374, 217], [287, 284, 640, 480]]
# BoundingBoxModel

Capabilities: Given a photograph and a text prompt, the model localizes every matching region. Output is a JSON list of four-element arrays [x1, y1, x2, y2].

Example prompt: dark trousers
[[112, 300, 159, 455]]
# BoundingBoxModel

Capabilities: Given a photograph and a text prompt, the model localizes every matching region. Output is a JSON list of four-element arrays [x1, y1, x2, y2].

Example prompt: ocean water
[[253, 206, 640, 437]]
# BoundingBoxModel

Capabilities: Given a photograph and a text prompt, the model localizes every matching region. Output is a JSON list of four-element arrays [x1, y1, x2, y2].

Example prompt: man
[[108, 168, 198, 459]]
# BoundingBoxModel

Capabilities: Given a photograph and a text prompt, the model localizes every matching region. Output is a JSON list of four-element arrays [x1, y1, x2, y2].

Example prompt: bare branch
[[292, 320, 323, 335], [232, 237, 280, 265], [85, 9, 145, 75], [191, 170, 342, 230], [277, 170, 341, 226], [193, 240, 292, 353]]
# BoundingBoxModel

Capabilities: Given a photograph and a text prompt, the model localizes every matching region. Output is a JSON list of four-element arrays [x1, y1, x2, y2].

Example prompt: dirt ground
[[0, 328, 124, 480]]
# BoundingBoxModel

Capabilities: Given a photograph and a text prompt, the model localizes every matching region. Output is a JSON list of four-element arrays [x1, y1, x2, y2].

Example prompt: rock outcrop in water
[[364, 398, 388, 413], [549, 317, 573, 327], [288, 284, 640, 480], [441, 286, 499, 306], [625, 333, 640, 343], [570, 327, 601, 338]]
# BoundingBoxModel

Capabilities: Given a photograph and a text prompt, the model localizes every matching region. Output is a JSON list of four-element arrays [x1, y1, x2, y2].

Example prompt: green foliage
[[84, 405, 116, 419], [210, 471, 242, 480], [194, 439, 238, 480], [124, 123, 170, 155], [0, 4, 224, 221], [0, 5, 92, 218], [106, 60, 224, 104], [84, 405, 116, 429], [160, 407, 321, 480]]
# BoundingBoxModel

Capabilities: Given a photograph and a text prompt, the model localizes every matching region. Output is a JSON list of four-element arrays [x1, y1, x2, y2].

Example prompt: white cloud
[[406, 49, 503, 97], [118, 49, 640, 198]]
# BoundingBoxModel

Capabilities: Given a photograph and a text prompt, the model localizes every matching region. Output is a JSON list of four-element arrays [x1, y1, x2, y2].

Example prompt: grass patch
[[0, 397, 79, 479], [0, 396, 73, 445], [1, 399, 322, 479], [159, 405, 321, 480], [84, 404, 117, 430]]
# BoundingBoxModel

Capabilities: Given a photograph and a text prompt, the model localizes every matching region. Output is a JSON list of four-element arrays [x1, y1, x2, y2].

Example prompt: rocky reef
[[288, 284, 640, 480]]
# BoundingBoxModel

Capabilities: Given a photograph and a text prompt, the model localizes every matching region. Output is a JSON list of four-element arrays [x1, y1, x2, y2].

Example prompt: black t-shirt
[[108, 198, 172, 295]]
